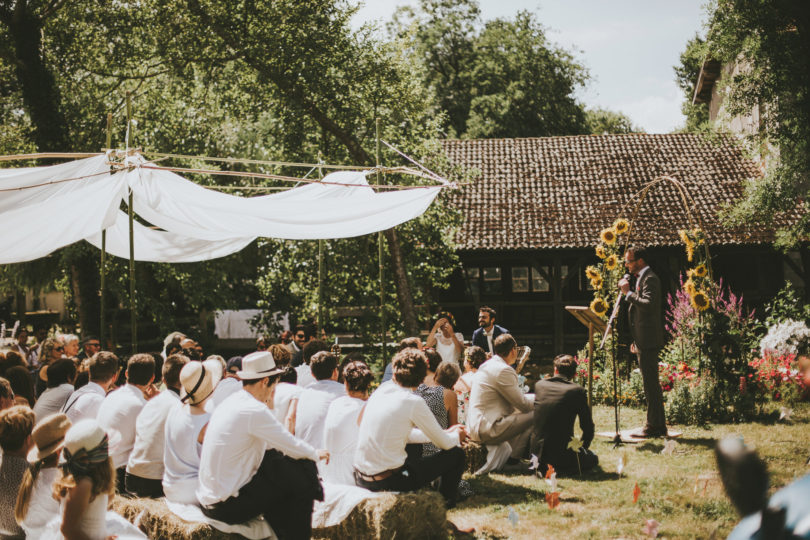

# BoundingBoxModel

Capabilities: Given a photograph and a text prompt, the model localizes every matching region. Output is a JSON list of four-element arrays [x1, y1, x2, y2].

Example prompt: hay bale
[[114, 490, 446, 540], [464, 442, 487, 474], [312, 490, 446, 540], [111, 497, 241, 540]]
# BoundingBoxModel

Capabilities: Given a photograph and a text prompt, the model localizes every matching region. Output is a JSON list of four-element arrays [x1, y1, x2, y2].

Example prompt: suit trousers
[[637, 347, 666, 431]]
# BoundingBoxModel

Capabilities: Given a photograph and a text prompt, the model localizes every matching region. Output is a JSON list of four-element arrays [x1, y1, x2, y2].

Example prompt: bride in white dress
[[41, 419, 145, 540]]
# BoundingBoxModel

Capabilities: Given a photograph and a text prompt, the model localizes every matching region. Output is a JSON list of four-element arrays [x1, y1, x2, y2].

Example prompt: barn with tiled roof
[[435, 134, 806, 357]]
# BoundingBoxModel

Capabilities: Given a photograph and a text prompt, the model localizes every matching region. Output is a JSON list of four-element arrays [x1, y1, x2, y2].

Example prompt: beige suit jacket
[[467, 356, 534, 442]]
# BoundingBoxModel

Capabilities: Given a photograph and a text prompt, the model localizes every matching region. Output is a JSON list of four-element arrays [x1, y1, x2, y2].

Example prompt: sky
[[352, 0, 709, 134]]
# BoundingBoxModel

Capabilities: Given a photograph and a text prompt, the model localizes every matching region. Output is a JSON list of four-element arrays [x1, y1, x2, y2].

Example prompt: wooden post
[[126, 92, 137, 353], [376, 118, 386, 365], [100, 112, 112, 347]]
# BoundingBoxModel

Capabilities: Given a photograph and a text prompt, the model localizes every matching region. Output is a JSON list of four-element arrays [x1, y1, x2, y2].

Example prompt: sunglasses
[[86, 342, 101, 347], [54, 346, 64, 351]]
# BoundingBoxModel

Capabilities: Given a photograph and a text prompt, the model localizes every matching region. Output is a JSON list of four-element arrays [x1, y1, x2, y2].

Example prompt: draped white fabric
[[0, 155, 442, 263]]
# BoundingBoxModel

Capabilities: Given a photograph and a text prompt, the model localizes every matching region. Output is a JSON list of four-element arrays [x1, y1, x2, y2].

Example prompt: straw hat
[[179, 359, 222, 405], [27, 413, 71, 462], [63, 419, 107, 458], [237, 351, 283, 380]]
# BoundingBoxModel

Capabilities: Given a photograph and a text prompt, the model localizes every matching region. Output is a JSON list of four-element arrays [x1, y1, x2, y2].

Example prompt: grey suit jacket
[[626, 267, 664, 349]]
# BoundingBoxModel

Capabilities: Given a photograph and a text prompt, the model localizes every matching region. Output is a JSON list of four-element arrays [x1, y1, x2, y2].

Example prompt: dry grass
[[447, 404, 810, 539], [112, 497, 239, 540]]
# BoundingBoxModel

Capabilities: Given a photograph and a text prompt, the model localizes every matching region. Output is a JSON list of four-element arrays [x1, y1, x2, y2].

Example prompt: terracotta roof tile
[[441, 134, 797, 251]]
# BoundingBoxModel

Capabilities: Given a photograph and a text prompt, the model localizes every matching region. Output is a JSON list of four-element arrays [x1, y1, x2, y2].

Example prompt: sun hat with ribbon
[[60, 419, 109, 477], [179, 359, 223, 405], [237, 351, 283, 380], [27, 412, 71, 462]]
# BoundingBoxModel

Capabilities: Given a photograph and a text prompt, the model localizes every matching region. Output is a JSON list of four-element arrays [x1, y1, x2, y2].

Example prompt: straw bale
[[464, 442, 487, 474], [112, 490, 448, 540], [313, 490, 446, 540]]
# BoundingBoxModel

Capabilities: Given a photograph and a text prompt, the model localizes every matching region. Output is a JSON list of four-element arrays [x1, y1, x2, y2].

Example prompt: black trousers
[[637, 347, 667, 432], [115, 467, 127, 495], [125, 472, 164, 498], [543, 447, 599, 476], [202, 450, 323, 540], [355, 446, 465, 507]]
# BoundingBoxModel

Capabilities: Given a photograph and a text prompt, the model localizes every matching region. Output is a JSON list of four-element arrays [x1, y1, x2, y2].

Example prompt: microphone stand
[[600, 288, 625, 447]]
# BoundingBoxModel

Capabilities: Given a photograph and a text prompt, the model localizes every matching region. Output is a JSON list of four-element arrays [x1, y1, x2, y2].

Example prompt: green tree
[[585, 108, 642, 134], [700, 0, 810, 247], [674, 35, 710, 132], [392, 0, 589, 138]]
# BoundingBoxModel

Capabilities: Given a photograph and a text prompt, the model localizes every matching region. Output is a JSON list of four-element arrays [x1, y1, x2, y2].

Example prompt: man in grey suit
[[467, 334, 534, 460], [619, 245, 667, 437]]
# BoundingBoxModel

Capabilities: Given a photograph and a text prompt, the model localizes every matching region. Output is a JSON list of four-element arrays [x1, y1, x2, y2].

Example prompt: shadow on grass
[[671, 436, 718, 449], [459, 475, 542, 508]]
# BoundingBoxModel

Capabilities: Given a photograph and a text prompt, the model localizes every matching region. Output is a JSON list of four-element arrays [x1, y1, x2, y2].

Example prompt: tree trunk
[[384, 228, 420, 336], [4, 8, 69, 151], [68, 249, 101, 337]]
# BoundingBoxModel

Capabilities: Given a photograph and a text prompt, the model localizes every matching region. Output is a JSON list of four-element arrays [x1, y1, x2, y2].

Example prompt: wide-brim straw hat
[[179, 359, 223, 405], [27, 412, 71, 462], [62, 419, 107, 457], [237, 351, 283, 380]]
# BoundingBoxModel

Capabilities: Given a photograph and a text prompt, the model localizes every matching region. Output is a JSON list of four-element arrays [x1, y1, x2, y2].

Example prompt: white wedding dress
[[40, 493, 146, 539]]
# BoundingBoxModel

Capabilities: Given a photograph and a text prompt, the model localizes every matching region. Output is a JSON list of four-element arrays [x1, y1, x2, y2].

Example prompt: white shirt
[[295, 364, 316, 388], [20, 467, 60, 538], [435, 332, 464, 365], [61, 381, 107, 424], [355, 382, 460, 476], [273, 382, 303, 424], [484, 328, 495, 354], [197, 389, 319, 506], [33, 383, 74, 422], [322, 396, 365, 485], [163, 404, 211, 504], [294, 379, 345, 448], [207, 376, 241, 409], [126, 389, 180, 479], [626, 265, 650, 298], [97, 384, 147, 469]]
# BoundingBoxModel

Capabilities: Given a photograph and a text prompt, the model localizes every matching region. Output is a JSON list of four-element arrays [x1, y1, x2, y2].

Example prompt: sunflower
[[685, 242, 695, 262], [585, 266, 600, 280], [590, 276, 603, 289], [678, 229, 691, 245], [686, 268, 696, 278], [690, 290, 710, 311], [613, 218, 630, 235], [590, 297, 609, 316], [684, 278, 696, 296], [693, 264, 708, 278], [692, 228, 705, 244], [595, 245, 607, 259], [600, 228, 617, 246], [605, 254, 618, 271]]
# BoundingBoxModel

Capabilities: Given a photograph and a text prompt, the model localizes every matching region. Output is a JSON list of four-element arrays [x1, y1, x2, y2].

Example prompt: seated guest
[[60, 334, 80, 359], [467, 334, 533, 463], [5, 366, 35, 408], [337, 352, 365, 384], [125, 354, 189, 498], [454, 346, 487, 425], [163, 359, 220, 505], [208, 355, 242, 408], [288, 325, 309, 366], [0, 405, 35, 540], [354, 348, 467, 507], [76, 335, 101, 362], [0, 378, 14, 411], [471, 306, 508, 356], [197, 351, 329, 539], [272, 367, 301, 432], [97, 353, 155, 492], [15, 413, 71, 538], [322, 361, 372, 485], [425, 312, 464, 365], [61, 351, 120, 424], [269, 344, 291, 368], [0, 352, 26, 377], [33, 358, 76, 422], [416, 350, 459, 457], [381, 337, 422, 384], [49, 419, 146, 539], [532, 355, 597, 476], [288, 352, 345, 447], [295, 339, 329, 388]]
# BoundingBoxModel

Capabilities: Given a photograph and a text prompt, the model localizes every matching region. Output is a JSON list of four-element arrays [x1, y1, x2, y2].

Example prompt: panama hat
[[179, 359, 223, 405], [237, 351, 283, 380], [27, 412, 71, 462], [63, 419, 107, 458]]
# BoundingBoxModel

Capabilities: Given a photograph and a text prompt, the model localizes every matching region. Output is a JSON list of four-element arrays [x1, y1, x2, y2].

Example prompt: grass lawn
[[448, 403, 810, 539]]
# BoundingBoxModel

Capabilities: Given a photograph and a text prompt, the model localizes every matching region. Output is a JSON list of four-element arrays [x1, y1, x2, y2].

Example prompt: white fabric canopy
[[0, 154, 442, 264]]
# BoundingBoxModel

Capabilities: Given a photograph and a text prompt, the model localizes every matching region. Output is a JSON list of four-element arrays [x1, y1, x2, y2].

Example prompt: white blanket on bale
[[166, 482, 378, 537]]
